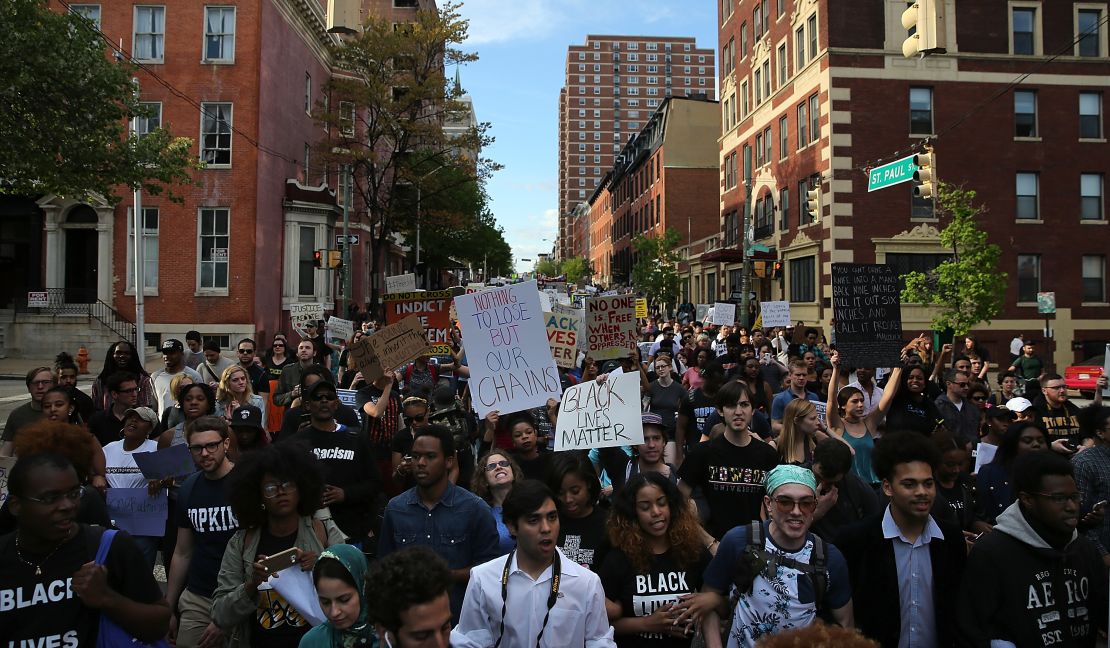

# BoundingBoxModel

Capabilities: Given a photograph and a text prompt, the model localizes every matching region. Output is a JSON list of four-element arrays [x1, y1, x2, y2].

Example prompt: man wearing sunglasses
[[235, 337, 270, 396], [697, 464, 853, 647], [934, 369, 978, 448]]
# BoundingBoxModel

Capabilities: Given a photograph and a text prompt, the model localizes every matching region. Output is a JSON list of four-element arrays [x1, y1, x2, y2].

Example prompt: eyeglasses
[[115, 386, 139, 394], [485, 459, 512, 472], [188, 440, 224, 454], [1034, 492, 1082, 505], [404, 414, 427, 423], [310, 392, 338, 402], [262, 481, 298, 498], [238, 348, 254, 354], [30, 379, 53, 387], [771, 496, 818, 514], [1043, 384, 1067, 391], [970, 395, 987, 402], [23, 486, 84, 506], [951, 382, 970, 388]]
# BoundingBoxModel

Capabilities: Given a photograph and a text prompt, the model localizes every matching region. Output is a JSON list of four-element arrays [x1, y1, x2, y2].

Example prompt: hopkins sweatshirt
[[955, 501, 1108, 648]]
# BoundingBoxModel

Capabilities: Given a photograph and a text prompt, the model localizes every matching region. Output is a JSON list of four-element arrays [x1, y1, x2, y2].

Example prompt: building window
[[126, 207, 159, 291], [807, 13, 818, 59], [755, 133, 764, 166], [797, 102, 807, 148], [795, 26, 806, 69], [298, 226, 316, 296], [1079, 92, 1103, 139], [808, 93, 819, 143], [70, 4, 101, 26], [198, 208, 230, 290], [789, 256, 816, 302], [339, 101, 355, 137], [779, 187, 790, 230], [762, 60, 771, 97], [1012, 7, 1036, 55], [763, 126, 773, 163], [1014, 90, 1037, 137], [740, 80, 750, 116], [779, 115, 789, 159], [1077, 8, 1104, 57], [1016, 172, 1039, 219], [304, 73, 313, 113], [1081, 173, 1104, 220], [797, 179, 808, 224], [1017, 254, 1040, 302], [200, 102, 232, 166], [885, 253, 949, 290], [910, 87, 933, 135], [135, 102, 161, 137], [777, 44, 788, 84], [1083, 255, 1106, 302], [133, 6, 165, 62], [203, 6, 235, 62], [754, 68, 762, 104]]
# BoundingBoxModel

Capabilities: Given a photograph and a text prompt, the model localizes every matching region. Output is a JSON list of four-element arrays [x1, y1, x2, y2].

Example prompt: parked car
[[1065, 355, 1105, 398]]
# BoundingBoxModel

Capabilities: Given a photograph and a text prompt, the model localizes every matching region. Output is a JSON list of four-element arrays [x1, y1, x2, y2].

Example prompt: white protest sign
[[538, 290, 552, 312], [267, 567, 326, 626], [760, 301, 792, 328], [695, 304, 710, 322], [586, 294, 638, 360], [385, 273, 417, 294], [710, 302, 736, 325], [290, 303, 324, 337], [326, 316, 354, 342], [454, 280, 563, 418], [554, 372, 644, 451]]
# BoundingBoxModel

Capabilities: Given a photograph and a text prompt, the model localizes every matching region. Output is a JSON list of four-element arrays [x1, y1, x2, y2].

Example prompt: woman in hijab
[[300, 543, 375, 647]]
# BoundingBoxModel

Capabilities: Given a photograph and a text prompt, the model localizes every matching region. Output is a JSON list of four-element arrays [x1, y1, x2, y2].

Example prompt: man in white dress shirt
[[452, 480, 616, 648]]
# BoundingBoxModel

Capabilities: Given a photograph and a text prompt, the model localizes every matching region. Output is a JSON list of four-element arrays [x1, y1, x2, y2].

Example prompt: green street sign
[[1037, 292, 1056, 314], [749, 243, 770, 253], [867, 155, 917, 192]]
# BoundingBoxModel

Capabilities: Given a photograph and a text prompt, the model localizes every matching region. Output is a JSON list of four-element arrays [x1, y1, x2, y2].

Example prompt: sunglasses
[[311, 392, 338, 402], [404, 414, 427, 423], [771, 496, 818, 514], [485, 459, 512, 472], [238, 348, 254, 354]]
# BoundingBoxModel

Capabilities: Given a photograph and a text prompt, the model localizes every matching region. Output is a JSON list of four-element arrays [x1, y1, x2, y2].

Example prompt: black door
[[64, 228, 98, 303]]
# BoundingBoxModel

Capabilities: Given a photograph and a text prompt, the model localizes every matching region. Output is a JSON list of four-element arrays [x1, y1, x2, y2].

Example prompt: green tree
[[632, 228, 683, 310], [0, 0, 194, 202], [901, 182, 1007, 337], [534, 258, 560, 278], [561, 257, 593, 285]]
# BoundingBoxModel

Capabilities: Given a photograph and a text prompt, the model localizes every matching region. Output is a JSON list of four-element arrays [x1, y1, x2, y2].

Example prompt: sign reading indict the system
[[383, 290, 453, 354], [867, 155, 917, 192]]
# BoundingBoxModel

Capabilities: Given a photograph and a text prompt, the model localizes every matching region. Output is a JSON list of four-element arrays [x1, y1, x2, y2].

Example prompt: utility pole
[[739, 146, 753, 329], [687, 216, 692, 303], [131, 78, 145, 351], [415, 165, 446, 288], [340, 163, 351, 316]]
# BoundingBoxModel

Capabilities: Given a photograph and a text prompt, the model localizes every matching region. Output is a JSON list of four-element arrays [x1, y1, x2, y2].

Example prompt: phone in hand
[[258, 547, 299, 574], [1094, 500, 1108, 512]]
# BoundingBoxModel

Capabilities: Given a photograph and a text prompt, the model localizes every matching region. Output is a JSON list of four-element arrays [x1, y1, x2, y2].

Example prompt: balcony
[[754, 223, 774, 241]]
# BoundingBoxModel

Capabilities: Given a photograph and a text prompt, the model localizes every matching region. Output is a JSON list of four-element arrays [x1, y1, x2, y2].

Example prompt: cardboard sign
[[635, 298, 648, 319], [384, 290, 454, 355], [106, 488, 169, 537], [326, 316, 354, 342], [0, 456, 15, 508], [554, 372, 644, 451], [133, 443, 196, 480], [760, 301, 792, 328], [832, 263, 904, 368], [711, 302, 736, 325], [290, 303, 324, 337], [366, 316, 432, 375], [546, 311, 581, 369], [454, 280, 563, 418], [348, 337, 383, 382], [586, 295, 639, 360], [385, 273, 417, 294]]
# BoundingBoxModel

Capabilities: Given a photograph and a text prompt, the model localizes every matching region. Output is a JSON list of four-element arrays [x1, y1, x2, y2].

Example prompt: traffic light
[[314, 249, 326, 268], [901, 0, 947, 58], [772, 261, 783, 280], [328, 250, 342, 269], [806, 184, 821, 223], [912, 149, 935, 199]]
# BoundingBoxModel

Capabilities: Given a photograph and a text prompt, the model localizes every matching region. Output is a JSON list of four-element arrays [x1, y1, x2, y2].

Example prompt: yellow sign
[[635, 298, 648, 319]]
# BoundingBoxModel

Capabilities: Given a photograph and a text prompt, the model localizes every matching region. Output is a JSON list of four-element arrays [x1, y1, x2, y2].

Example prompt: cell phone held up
[[258, 547, 299, 574]]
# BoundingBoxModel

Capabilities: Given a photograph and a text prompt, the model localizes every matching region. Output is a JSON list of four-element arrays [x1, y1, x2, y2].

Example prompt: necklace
[[16, 528, 74, 576]]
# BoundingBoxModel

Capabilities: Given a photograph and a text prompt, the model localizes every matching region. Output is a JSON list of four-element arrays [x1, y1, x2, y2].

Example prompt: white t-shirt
[[151, 366, 203, 415], [103, 439, 159, 488]]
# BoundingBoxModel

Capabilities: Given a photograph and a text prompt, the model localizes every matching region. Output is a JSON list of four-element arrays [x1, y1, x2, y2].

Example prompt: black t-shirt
[[558, 506, 610, 571], [87, 409, 126, 447], [599, 547, 711, 648], [648, 380, 686, 436], [1036, 401, 1084, 444], [177, 470, 239, 598], [250, 528, 310, 648], [293, 425, 381, 543], [937, 474, 977, 531], [885, 395, 942, 436], [511, 450, 553, 482], [676, 434, 779, 539], [278, 403, 362, 439], [678, 389, 716, 444], [0, 525, 163, 646]]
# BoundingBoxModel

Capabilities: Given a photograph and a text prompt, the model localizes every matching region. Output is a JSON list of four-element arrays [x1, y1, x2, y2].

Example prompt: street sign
[[335, 234, 359, 247], [1037, 292, 1056, 314], [867, 155, 917, 192]]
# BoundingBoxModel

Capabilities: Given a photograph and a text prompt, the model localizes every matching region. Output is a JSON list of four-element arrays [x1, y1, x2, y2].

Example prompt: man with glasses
[[0, 453, 168, 645], [87, 371, 141, 447], [837, 431, 966, 648], [235, 337, 270, 396], [0, 367, 54, 456], [166, 416, 239, 648], [1036, 373, 1098, 453], [957, 450, 1108, 647], [935, 369, 979, 447], [697, 464, 853, 647]]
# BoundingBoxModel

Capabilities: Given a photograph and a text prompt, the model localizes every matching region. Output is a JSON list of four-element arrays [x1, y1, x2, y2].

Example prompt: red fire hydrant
[[76, 346, 90, 374]]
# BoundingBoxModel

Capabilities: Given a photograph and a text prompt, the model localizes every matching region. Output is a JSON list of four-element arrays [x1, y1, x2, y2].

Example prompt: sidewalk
[[0, 353, 164, 380]]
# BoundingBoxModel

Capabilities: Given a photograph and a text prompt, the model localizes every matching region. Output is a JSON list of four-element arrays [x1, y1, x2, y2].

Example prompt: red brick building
[[706, 0, 1110, 369]]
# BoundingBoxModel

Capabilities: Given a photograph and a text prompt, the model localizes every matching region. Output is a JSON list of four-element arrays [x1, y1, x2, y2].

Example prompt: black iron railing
[[15, 289, 136, 346], [90, 300, 137, 345]]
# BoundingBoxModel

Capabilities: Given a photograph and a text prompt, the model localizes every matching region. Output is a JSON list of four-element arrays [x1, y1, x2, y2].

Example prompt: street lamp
[[415, 165, 447, 288]]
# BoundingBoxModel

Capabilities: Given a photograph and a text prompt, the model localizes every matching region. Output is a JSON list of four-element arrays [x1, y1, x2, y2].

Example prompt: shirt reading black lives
[[0, 525, 163, 647], [177, 471, 239, 598], [677, 434, 779, 539], [599, 547, 711, 648]]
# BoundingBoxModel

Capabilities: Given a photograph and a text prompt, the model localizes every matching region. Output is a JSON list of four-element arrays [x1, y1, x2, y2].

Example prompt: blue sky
[[455, 0, 718, 274]]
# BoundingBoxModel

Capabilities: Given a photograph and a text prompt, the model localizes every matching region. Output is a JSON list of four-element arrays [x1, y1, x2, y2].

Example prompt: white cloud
[[459, 0, 566, 45], [504, 208, 557, 272]]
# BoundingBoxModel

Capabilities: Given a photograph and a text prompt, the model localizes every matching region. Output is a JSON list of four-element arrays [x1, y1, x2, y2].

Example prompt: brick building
[[556, 35, 716, 262], [703, 0, 1110, 369]]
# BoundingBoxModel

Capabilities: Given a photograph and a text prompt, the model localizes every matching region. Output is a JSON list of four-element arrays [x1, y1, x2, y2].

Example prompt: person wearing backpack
[[834, 431, 967, 648], [694, 465, 853, 648]]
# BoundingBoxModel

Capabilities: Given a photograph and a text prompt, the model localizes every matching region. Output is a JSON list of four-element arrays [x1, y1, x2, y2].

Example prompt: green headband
[[764, 464, 817, 496]]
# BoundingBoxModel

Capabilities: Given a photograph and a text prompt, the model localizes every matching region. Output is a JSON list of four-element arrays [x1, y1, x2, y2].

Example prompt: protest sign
[[107, 488, 169, 537], [586, 295, 638, 360], [289, 303, 324, 337], [554, 372, 644, 451], [366, 316, 431, 374], [760, 301, 792, 328], [635, 298, 648, 319], [347, 337, 383, 382], [538, 290, 553, 312], [546, 311, 581, 369], [384, 290, 454, 354], [814, 401, 828, 427], [385, 273, 417, 294], [556, 304, 589, 352], [695, 304, 710, 322], [0, 456, 14, 508], [832, 263, 904, 367], [454, 280, 562, 418], [325, 316, 354, 343], [133, 443, 196, 480], [710, 302, 736, 325]]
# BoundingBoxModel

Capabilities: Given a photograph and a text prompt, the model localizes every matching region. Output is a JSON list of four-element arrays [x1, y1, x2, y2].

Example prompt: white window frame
[[1082, 255, 1106, 303], [135, 101, 162, 137], [1079, 92, 1104, 140], [1081, 172, 1105, 221], [197, 207, 230, 294], [70, 4, 101, 27], [1016, 172, 1040, 220], [133, 6, 166, 63], [1008, 2, 1043, 55], [339, 100, 355, 137], [199, 102, 233, 167], [202, 6, 236, 63], [126, 207, 159, 295]]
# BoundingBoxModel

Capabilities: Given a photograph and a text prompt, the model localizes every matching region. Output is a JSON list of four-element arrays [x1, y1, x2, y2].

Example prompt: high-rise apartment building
[[556, 35, 715, 261]]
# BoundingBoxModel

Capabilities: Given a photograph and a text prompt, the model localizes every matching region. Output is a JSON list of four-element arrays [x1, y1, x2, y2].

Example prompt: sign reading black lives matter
[[832, 263, 904, 368]]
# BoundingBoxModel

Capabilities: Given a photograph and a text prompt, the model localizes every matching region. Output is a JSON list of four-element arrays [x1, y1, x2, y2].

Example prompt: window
[[1014, 90, 1037, 137], [135, 102, 161, 137], [912, 181, 935, 219], [298, 226, 316, 296], [393, 0, 418, 7], [797, 102, 808, 148], [1079, 92, 1102, 138], [198, 208, 229, 290], [339, 101, 355, 137], [200, 103, 232, 166], [1016, 172, 1039, 219], [795, 26, 806, 69], [70, 4, 101, 26], [203, 7, 235, 62], [789, 256, 816, 302], [779, 115, 789, 159], [807, 14, 818, 58], [1081, 173, 1104, 220], [755, 132, 764, 166], [126, 207, 159, 292], [133, 6, 165, 62], [740, 80, 750, 117], [777, 44, 788, 84], [1016, 254, 1040, 302], [809, 93, 819, 143], [740, 22, 748, 58], [885, 253, 949, 290], [1077, 9, 1103, 57], [1083, 255, 1106, 302], [1012, 7, 1036, 54], [303, 143, 311, 182], [779, 188, 790, 229], [909, 87, 933, 135], [763, 126, 773, 163], [304, 73, 312, 113], [754, 5, 763, 37], [762, 60, 771, 98]]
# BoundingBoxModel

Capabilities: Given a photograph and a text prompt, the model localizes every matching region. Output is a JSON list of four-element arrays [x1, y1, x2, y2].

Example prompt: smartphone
[[258, 547, 299, 573], [1094, 500, 1108, 512]]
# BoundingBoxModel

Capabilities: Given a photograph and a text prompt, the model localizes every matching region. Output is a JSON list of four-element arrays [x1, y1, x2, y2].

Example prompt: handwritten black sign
[[832, 263, 903, 368]]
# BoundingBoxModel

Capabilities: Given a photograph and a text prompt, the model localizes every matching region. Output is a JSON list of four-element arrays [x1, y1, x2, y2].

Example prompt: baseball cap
[[123, 406, 159, 426], [305, 380, 338, 399], [641, 412, 665, 429], [984, 404, 1014, 420], [161, 339, 184, 353], [230, 405, 264, 430], [1005, 397, 1034, 413]]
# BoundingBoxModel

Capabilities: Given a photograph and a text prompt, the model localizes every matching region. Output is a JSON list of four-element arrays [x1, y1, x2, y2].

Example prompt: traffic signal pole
[[740, 146, 753, 329], [341, 163, 351, 316]]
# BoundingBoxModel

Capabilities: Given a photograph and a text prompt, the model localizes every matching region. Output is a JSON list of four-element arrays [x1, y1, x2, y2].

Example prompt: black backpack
[[733, 521, 829, 614]]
